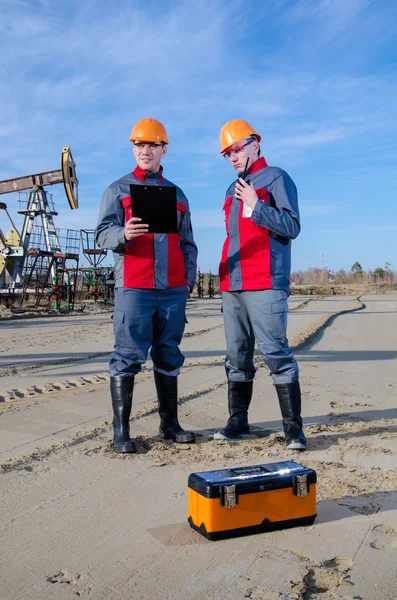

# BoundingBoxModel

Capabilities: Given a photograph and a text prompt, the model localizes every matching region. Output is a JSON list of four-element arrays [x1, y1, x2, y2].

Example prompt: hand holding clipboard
[[124, 217, 149, 241]]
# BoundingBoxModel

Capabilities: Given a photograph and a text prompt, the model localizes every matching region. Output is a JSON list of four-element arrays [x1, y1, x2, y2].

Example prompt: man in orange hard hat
[[214, 119, 306, 450], [96, 118, 197, 453]]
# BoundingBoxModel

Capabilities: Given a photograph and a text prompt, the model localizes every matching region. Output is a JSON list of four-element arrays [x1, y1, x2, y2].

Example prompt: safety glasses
[[133, 142, 164, 151], [222, 138, 255, 159]]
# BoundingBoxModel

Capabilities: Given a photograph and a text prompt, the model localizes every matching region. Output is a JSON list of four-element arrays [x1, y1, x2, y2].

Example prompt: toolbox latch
[[293, 474, 308, 497], [221, 485, 237, 508]]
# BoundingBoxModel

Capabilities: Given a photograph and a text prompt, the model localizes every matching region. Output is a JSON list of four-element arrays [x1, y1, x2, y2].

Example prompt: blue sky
[[1, 0, 397, 273]]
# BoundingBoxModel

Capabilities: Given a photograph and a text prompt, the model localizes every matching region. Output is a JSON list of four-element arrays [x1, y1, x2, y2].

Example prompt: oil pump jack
[[0, 147, 79, 308]]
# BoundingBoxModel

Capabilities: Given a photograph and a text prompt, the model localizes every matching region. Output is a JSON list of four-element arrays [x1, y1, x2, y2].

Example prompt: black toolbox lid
[[188, 461, 316, 498]]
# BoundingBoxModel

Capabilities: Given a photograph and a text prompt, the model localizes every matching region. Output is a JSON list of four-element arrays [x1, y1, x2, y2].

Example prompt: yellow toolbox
[[188, 460, 316, 540]]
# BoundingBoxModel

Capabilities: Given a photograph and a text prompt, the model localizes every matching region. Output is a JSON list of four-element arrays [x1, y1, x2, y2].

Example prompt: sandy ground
[[1, 294, 397, 600]]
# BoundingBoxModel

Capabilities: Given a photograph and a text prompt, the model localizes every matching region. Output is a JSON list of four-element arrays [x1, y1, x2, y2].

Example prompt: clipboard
[[129, 184, 178, 234]]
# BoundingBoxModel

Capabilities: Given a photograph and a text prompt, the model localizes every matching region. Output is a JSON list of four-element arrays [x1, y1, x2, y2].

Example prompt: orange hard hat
[[129, 118, 169, 144], [219, 119, 261, 154]]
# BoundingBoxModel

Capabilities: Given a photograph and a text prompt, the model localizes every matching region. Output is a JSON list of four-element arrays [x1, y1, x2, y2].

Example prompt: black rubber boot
[[110, 376, 137, 453], [275, 382, 307, 450], [154, 371, 196, 443], [213, 381, 253, 440]]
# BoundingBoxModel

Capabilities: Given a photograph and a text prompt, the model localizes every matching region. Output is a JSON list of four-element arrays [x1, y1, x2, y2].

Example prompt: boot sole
[[213, 432, 251, 441], [286, 441, 307, 451], [161, 432, 196, 443], [113, 444, 137, 453]]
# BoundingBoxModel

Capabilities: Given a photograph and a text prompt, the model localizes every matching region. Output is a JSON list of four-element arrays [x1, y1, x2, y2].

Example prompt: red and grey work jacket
[[95, 166, 197, 289], [219, 157, 300, 293]]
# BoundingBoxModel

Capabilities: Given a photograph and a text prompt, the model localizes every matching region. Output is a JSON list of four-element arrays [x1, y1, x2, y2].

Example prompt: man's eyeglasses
[[222, 138, 255, 159], [133, 142, 164, 150]]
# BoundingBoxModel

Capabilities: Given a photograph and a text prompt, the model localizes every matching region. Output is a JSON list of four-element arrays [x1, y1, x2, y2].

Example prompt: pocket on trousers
[[271, 298, 288, 314], [113, 308, 126, 347], [270, 299, 288, 340]]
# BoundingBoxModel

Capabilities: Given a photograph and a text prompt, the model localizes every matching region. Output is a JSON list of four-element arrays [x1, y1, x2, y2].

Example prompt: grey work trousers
[[110, 286, 188, 377], [222, 289, 299, 384]]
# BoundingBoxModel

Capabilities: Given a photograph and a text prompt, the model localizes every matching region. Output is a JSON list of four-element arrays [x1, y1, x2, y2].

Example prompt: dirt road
[[1, 295, 397, 599]]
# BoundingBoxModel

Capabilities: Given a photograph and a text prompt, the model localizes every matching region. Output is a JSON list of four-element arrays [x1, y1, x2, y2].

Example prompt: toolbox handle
[[229, 466, 269, 476]]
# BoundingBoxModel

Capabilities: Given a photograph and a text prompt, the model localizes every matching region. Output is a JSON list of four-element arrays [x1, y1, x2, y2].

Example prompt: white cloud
[[283, 0, 372, 38], [301, 203, 345, 217], [326, 225, 397, 234], [274, 128, 344, 150], [55, 207, 99, 232]]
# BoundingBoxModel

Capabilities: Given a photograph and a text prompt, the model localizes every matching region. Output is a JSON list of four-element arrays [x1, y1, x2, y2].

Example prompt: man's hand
[[124, 217, 149, 241], [235, 178, 258, 210]]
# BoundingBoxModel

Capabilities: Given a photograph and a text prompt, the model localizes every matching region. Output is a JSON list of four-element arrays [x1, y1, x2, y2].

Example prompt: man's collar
[[133, 165, 164, 182], [248, 156, 267, 175]]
